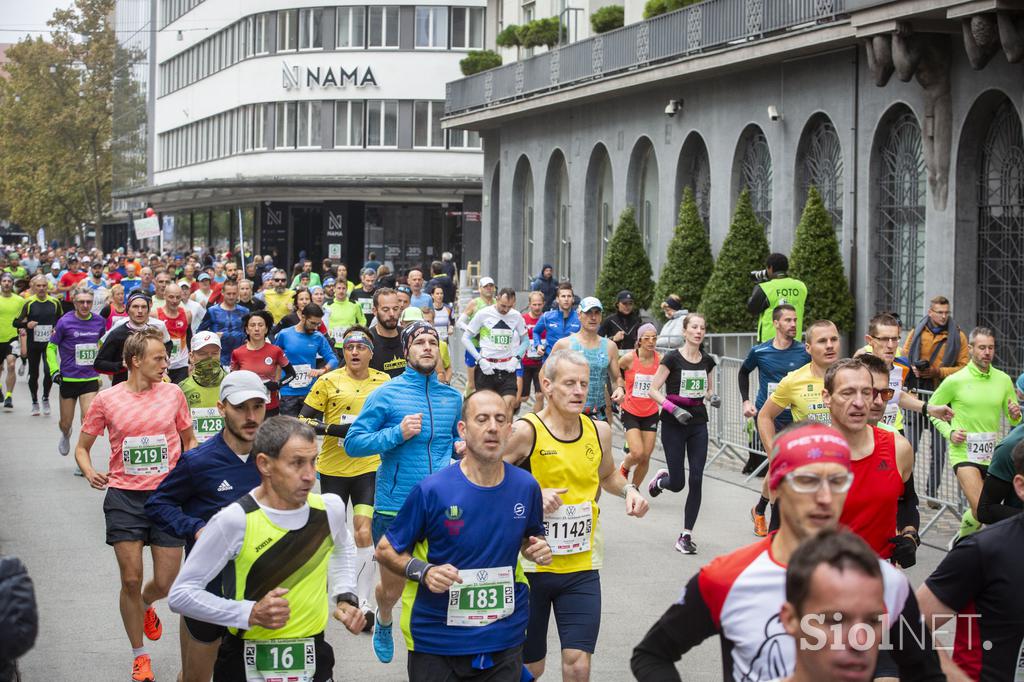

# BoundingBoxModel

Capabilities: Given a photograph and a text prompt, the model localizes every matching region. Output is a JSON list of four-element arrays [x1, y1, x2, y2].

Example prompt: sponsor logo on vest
[[255, 536, 274, 553], [513, 503, 525, 519]]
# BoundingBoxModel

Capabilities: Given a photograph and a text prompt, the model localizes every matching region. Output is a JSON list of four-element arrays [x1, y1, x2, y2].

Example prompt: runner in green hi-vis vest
[[168, 416, 365, 682], [747, 253, 807, 343]]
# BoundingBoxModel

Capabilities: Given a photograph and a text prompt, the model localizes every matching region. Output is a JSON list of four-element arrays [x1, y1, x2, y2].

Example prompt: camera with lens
[[749, 269, 770, 283]]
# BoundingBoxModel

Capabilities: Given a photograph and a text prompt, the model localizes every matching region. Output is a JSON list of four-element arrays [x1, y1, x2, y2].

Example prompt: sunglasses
[[785, 471, 854, 494], [872, 387, 896, 401]]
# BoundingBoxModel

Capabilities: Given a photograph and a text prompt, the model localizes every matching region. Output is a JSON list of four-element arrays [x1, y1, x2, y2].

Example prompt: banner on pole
[[134, 217, 160, 240]]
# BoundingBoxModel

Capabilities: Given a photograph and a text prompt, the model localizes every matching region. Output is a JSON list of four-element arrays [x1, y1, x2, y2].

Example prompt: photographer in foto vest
[[747, 253, 808, 343]]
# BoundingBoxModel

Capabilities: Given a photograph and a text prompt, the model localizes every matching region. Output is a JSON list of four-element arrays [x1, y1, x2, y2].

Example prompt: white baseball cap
[[479, 276, 495, 287], [579, 296, 603, 312], [191, 331, 221, 351], [219, 370, 270, 405]]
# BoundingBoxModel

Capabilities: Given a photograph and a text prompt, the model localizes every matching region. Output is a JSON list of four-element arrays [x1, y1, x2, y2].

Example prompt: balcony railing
[[445, 0, 847, 116]]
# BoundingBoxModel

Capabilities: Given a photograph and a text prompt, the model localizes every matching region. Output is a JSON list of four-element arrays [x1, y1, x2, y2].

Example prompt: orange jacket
[[901, 325, 969, 383]]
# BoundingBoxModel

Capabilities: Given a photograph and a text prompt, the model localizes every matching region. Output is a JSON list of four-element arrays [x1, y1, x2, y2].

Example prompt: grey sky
[[0, 1, 73, 41]]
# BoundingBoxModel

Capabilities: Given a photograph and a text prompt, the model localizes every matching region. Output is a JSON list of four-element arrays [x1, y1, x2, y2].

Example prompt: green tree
[[654, 187, 713, 321], [790, 186, 855, 332], [0, 0, 115, 244], [700, 189, 769, 332], [460, 50, 502, 76], [590, 5, 624, 33], [594, 206, 655, 311]]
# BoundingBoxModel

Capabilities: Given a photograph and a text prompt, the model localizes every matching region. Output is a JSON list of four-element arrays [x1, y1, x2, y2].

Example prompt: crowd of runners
[[2, 244, 1023, 682]]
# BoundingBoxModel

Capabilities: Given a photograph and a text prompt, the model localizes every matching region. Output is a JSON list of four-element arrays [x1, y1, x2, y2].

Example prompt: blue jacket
[[274, 327, 338, 396], [535, 308, 581, 359], [144, 432, 260, 549], [530, 264, 558, 310], [198, 303, 249, 363], [345, 367, 462, 514]]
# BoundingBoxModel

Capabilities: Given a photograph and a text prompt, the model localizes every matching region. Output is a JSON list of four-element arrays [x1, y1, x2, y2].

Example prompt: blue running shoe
[[372, 610, 394, 663]]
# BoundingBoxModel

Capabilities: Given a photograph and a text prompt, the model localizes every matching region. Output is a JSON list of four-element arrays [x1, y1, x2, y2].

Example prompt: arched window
[[737, 127, 773, 241], [511, 156, 534, 288], [874, 110, 925, 328], [976, 101, 1024, 373], [677, 132, 711, 234], [798, 115, 844, 239], [545, 150, 571, 283], [627, 138, 659, 254], [585, 144, 615, 278]]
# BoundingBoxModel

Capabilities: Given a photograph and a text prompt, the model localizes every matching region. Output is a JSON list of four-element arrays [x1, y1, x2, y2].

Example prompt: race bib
[[447, 566, 515, 627], [33, 325, 53, 343], [243, 638, 315, 682], [74, 343, 98, 366], [331, 325, 349, 343], [339, 412, 356, 425], [291, 364, 312, 389], [881, 403, 899, 426], [526, 344, 543, 359], [358, 298, 373, 315], [679, 370, 707, 399], [766, 382, 779, 396], [631, 374, 654, 399], [965, 432, 996, 465], [122, 435, 169, 476], [170, 338, 188, 364], [191, 407, 223, 444], [488, 329, 513, 351], [543, 501, 593, 555]]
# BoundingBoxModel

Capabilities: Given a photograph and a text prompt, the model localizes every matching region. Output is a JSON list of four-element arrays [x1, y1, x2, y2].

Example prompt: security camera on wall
[[768, 105, 781, 121], [664, 99, 682, 117]]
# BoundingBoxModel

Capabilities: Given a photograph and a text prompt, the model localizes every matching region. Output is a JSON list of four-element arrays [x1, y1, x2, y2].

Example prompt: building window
[[368, 7, 400, 48], [874, 110, 925, 330], [337, 7, 366, 48], [637, 145, 658, 253], [414, 101, 445, 148], [366, 100, 398, 147], [449, 129, 481, 149], [451, 7, 485, 49], [739, 128, 773, 241], [416, 7, 448, 48], [278, 9, 298, 51], [276, 101, 297, 147], [297, 101, 322, 148], [799, 116, 844, 239], [254, 14, 270, 54], [298, 8, 323, 49], [335, 101, 365, 147]]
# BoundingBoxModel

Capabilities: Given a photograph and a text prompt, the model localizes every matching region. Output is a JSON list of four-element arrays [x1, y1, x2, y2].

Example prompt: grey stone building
[[444, 0, 1024, 370]]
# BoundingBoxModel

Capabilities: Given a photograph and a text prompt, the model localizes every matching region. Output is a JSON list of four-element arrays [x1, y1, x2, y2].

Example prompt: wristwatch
[[335, 592, 359, 608]]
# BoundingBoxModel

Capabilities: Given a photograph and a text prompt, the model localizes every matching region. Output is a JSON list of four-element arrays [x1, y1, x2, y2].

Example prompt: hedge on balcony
[[643, 0, 701, 20], [460, 50, 502, 76], [590, 5, 624, 34], [496, 24, 523, 48]]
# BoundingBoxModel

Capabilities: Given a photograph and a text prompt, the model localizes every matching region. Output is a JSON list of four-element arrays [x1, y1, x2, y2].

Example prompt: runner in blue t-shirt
[[273, 302, 338, 418], [376, 390, 551, 679], [737, 304, 810, 536]]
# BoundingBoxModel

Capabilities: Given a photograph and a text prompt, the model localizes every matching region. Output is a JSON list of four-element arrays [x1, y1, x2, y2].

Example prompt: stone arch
[[544, 149, 571, 284], [626, 136, 659, 254], [795, 112, 844, 241], [675, 131, 711, 235], [585, 142, 615, 273], [510, 154, 535, 289], [870, 103, 926, 328], [486, 162, 500, 277], [731, 124, 773, 242]]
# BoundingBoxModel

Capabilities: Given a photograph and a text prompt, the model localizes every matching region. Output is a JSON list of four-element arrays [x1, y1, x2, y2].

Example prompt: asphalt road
[[0, 372, 948, 681]]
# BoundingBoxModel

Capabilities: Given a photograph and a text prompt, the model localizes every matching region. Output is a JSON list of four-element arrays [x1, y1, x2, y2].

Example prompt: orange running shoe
[[143, 606, 162, 641], [132, 654, 155, 682], [751, 506, 768, 537]]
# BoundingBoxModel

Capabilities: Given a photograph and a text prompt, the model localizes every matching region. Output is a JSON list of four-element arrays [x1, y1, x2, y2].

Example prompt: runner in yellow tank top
[[504, 348, 648, 682]]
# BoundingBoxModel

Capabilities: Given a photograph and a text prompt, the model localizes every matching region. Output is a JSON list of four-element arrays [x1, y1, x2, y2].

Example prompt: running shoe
[[143, 606, 163, 640], [647, 468, 669, 498], [17, 359, 25, 376], [361, 605, 375, 634], [58, 429, 70, 456], [132, 654, 155, 682], [31, 402, 40, 416], [372, 610, 394, 663], [675, 534, 697, 555], [751, 507, 768, 537], [3, 396, 11, 410], [42, 399, 51, 416]]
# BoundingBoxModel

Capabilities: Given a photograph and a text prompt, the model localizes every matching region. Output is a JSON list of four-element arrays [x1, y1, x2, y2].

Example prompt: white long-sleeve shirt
[[168, 489, 357, 631]]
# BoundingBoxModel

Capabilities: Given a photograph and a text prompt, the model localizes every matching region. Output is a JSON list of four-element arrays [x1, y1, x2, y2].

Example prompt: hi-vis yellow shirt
[[769, 362, 831, 425], [519, 413, 604, 573]]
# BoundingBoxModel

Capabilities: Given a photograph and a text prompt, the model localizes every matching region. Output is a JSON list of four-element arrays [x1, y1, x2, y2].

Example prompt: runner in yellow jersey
[[503, 348, 648, 681], [299, 325, 390, 629]]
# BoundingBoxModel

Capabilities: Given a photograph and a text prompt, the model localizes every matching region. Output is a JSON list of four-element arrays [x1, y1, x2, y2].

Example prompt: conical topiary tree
[[594, 205, 655, 311], [790, 186, 855, 333], [654, 187, 714, 321], [700, 189, 770, 332]]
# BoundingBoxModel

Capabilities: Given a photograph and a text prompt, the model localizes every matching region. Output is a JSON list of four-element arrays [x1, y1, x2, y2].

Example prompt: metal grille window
[[414, 101, 445, 148], [337, 7, 366, 48], [366, 100, 399, 147], [451, 7, 485, 49], [977, 101, 1024, 375], [278, 9, 299, 51], [334, 101, 365, 147], [638, 146, 658, 253], [416, 7, 449, 48], [683, 142, 711, 234], [298, 9, 324, 49], [800, 118, 844, 239], [874, 111, 925, 328], [596, 156, 613, 268], [740, 130, 773, 241], [523, 171, 535, 287], [368, 7, 400, 48], [555, 163, 571, 283]]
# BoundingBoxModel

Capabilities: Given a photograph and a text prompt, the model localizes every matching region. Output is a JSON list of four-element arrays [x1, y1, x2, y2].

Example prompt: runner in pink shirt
[[75, 326, 196, 682]]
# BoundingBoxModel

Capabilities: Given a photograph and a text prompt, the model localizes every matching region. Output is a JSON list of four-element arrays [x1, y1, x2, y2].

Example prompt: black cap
[[617, 290, 634, 302]]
